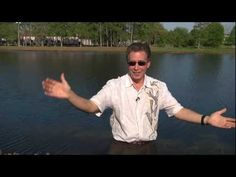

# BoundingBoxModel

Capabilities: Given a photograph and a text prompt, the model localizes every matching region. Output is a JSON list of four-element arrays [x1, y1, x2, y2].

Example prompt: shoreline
[[0, 46, 235, 54]]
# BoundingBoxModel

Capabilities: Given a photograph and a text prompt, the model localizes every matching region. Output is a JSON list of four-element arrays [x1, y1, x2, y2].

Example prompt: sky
[[162, 22, 194, 31], [161, 22, 235, 33]]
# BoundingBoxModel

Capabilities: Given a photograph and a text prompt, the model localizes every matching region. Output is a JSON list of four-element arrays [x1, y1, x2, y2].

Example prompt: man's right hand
[[42, 73, 71, 99]]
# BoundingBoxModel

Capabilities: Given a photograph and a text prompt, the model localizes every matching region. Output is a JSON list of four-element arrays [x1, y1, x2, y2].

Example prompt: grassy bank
[[151, 47, 235, 54], [0, 46, 235, 54]]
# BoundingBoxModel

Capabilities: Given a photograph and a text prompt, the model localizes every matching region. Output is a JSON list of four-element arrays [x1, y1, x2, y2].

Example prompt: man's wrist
[[201, 115, 209, 125], [205, 116, 210, 125], [67, 89, 74, 100]]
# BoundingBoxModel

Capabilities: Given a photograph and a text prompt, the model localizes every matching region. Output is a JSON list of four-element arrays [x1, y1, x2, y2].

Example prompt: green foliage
[[190, 23, 210, 48], [169, 27, 190, 47], [0, 22, 233, 48], [225, 25, 235, 45], [0, 22, 17, 44], [203, 23, 224, 47]]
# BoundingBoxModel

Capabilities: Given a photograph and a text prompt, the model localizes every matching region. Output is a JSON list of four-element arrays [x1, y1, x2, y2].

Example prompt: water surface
[[0, 51, 235, 154]]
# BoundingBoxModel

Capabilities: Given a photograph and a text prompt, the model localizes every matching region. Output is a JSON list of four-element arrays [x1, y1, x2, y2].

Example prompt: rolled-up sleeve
[[159, 83, 183, 117], [90, 80, 113, 117]]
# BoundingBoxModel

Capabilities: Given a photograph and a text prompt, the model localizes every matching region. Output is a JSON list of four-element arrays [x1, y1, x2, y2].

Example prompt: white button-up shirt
[[90, 74, 183, 142]]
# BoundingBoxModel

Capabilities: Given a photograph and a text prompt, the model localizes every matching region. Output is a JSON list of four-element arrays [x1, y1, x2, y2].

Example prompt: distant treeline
[[0, 22, 235, 48]]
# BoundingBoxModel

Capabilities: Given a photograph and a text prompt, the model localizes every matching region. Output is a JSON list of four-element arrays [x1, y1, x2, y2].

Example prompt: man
[[42, 42, 235, 154]]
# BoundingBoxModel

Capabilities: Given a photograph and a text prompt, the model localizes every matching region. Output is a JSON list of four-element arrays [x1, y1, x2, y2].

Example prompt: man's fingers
[[61, 73, 67, 84], [44, 91, 55, 97], [42, 79, 56, 92], [226, 119, 236, 123], [217, 108, 227, 115]]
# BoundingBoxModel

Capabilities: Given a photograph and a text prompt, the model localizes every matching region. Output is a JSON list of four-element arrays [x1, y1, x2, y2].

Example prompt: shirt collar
[[124, 74, 152, 88]]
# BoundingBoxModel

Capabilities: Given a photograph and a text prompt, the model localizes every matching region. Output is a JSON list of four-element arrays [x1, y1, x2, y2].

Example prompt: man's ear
[[147, 60, 151, 68]]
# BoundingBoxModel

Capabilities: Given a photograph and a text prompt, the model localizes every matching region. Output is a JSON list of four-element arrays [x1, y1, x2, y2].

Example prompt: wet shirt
[[90, 74, 183, 143]]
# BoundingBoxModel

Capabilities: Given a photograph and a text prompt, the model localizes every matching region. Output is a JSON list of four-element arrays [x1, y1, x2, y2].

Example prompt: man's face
[[127, 51, 151, 83]]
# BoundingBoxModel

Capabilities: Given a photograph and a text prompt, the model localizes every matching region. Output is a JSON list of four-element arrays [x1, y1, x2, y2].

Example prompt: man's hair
[[126, 42, 151, 60]]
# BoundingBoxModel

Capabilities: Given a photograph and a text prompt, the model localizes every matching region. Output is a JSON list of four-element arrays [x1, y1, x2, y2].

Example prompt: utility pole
[[16, 22, 21, 46]]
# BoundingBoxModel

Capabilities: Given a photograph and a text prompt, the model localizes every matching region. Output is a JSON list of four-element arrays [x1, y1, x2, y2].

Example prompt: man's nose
[[134, 63, 139, 69]]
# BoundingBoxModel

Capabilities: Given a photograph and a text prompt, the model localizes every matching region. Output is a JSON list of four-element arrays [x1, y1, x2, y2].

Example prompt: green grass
[[151, 46, 235, 54]]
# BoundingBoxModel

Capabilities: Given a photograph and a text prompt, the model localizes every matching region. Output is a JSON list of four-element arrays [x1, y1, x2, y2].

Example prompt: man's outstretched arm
[[42, 73, 100, 114], [174, 107, 236, 129]]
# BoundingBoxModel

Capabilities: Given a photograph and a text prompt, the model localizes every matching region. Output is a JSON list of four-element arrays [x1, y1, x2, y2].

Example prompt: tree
[[225, 25, 235, 46], [31, 22, 49, 46], [204, 23, 224, 47], [190, 22, 210, 48], [167, 27, 190, 47], [0, 22, 17, 45]]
